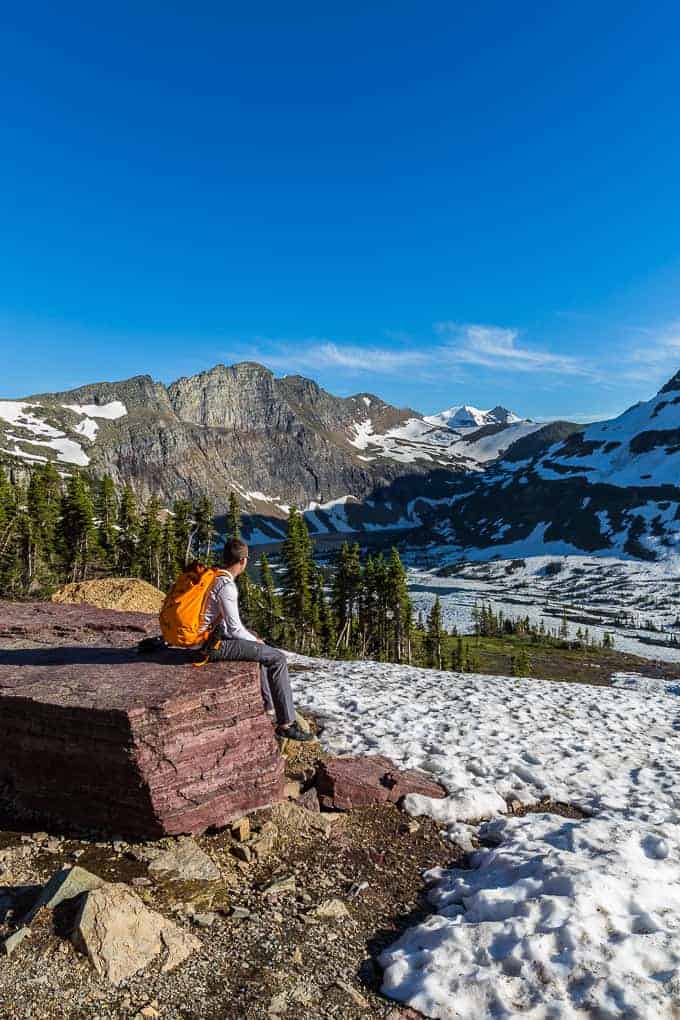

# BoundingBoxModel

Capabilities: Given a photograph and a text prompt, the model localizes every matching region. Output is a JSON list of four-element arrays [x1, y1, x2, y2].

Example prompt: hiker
[[198, 538, 314, 743]]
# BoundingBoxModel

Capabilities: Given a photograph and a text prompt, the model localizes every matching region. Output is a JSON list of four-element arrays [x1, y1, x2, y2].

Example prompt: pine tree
[[25, 462, 61, 590], [386, 547, 412, 663], [138, 497, 163, 588], [226, 491, 255, 615], [512, 648, 531, 676], [194, 496, 215, 564], [117, 486, 139, 575], [358, 555, 379, 658], [257, 552, 282, 643], [313, 569, 336, 654], [172, 499, 194, 567], [160, 514, 177, 590], [226, 491, 242, 539], [425, 596, 444, 669], [237, 567, 257, 631], [452, 636, 464, 672], [372, 553, 389, 659], [331, 542, 362, 655], [59, 474, 96, 582], [281, 507, 314, 652], [0, 467, 22, 594], [96, 475, 118, 565]]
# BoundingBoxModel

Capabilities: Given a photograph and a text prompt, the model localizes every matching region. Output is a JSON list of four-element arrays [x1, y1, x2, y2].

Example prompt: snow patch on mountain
[[535, 373, 680, 488], [348, 412, 542, 469], [63, 400, 128, 420], [0, 401, 90, 466], [425, 404, 522, 429]]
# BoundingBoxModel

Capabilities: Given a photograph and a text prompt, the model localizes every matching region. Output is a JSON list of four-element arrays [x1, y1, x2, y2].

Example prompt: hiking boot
[[276, 722, 316, 743]]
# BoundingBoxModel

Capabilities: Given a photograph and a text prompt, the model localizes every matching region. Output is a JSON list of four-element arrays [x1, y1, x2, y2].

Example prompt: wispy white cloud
[[312, 341, 427, 372], [625, 322, 680, 383], [224, 338, 428, 377], [433, 322, 595, 377], [220, 316, 680, 398]]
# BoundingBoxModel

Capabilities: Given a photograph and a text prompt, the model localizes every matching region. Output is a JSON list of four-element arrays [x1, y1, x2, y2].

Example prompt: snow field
[[347, 411, 542, 469], [0, 401, 91, 466], [289, 657, 680, 1018], [0, 398, 126, 466], [407, 555, 680, 663], [533, 378, 680, 489], [62, 400, 127, 419]]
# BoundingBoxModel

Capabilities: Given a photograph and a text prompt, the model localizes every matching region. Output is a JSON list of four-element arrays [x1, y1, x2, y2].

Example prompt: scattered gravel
[[0, 743, 463, 1019]]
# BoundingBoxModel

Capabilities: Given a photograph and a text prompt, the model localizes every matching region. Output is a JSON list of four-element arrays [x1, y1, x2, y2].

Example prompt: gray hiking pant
[[210, 637, 295, 726]]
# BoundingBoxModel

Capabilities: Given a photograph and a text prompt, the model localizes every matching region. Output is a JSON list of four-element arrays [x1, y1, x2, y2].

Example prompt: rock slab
[[316, 755, 446, 811], [72, 883, 201, 984], [0, 602, 285, 837]]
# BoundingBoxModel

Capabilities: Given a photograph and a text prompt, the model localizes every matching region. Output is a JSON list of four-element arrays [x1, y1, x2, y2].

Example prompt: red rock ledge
[[0, 601, 285, 838]]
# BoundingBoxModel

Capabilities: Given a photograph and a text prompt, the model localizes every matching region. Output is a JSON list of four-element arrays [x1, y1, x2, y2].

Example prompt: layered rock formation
[[316, 755, 447, 811], [0, 602, 285, 837]]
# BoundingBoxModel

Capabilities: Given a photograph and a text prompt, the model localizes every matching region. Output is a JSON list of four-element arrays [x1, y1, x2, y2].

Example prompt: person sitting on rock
[[199, 537, 314, 743]]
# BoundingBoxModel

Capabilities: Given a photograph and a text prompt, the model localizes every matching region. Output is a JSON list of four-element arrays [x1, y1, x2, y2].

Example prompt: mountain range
[[1, 363, 679, 561]]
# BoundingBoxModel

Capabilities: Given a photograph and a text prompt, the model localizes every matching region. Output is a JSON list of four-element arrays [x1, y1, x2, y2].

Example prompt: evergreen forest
[[0, 462, 621, 675]]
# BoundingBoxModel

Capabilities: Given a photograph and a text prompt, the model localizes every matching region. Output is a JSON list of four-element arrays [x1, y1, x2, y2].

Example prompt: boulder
[[21, 865, 104, 926], [144, 838, 221, 882], [0, 602, 285, 837], [316, 755, 446, 811], [72, 883, 201, 984]]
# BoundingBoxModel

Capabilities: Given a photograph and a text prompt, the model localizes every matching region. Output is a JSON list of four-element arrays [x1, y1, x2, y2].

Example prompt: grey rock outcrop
[[22, 362, 422, 512]]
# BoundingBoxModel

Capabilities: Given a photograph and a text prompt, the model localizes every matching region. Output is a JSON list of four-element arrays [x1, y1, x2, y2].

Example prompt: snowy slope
[[535, 370, 680, 488], [348, 413, 542, 470], [290, 655, 680, 1018], [0, 399, 127, 467]]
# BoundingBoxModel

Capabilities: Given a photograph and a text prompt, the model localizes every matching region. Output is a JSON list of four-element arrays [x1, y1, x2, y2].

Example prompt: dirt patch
[[51, 578, 165, 614], [508, 798, 590, 820]]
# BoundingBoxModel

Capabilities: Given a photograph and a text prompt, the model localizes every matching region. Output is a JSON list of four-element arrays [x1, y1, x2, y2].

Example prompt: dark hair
[[222, 538, 249, 567]]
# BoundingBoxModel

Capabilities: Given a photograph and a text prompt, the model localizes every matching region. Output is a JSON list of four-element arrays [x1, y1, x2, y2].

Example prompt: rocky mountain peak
[[168, 362, 281, 429], [28, 374, 171, 415], [487, 405, 522, 425], [424, 403, 523, 430], [659, 368, 680, 395]]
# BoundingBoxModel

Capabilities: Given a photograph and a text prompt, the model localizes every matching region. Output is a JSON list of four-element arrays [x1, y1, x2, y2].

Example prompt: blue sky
[[2, 2, 680, 421]]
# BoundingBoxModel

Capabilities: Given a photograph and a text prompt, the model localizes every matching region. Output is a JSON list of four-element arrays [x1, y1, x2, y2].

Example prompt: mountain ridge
[[3, 362, 680, 560], [1, 362, 541, 513]]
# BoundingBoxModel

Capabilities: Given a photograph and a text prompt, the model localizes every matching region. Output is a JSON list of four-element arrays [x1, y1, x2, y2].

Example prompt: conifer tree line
[[0, 463, 454, 669], [469, 601, 615, 651], [0, 462, 216, 596]]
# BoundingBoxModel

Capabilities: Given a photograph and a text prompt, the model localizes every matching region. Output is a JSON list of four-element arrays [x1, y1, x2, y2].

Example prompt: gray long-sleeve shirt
[[199, 570, 257, 642]]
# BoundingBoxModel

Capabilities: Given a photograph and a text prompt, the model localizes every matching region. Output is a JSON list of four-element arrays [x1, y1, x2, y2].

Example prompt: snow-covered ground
[[407, 554, 680, 663], [289, 658, 680, 1018]]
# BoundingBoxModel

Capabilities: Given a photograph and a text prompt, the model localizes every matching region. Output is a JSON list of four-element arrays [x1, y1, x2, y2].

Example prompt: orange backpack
[[159, 562, 224, 647]]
